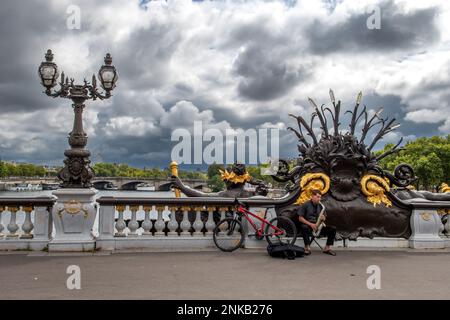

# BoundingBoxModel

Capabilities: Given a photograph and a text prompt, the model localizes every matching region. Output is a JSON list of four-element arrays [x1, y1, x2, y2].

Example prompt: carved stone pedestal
[[49, 188, 98, 252], [409, 208, 445, 249]]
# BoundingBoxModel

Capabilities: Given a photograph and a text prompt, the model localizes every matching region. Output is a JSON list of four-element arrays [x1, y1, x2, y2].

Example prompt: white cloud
[[405, 109, 450, 124], [160, 100, 214, 129], [1, 0, 450, 166], [104, 116, 160, 137], [439, 118, 450, 133]]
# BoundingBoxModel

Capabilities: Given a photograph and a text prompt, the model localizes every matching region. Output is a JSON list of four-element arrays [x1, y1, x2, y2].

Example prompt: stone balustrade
[[1, 194, 450, 252], [95, 196, 276, 251], [0, 197, 56, 250]]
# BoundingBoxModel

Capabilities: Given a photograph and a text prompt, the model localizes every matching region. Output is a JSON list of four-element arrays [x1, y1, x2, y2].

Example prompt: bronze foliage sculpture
[[171, 90, 449, 240], [171, 163, 269, 198], [273, 90, 449, 240]]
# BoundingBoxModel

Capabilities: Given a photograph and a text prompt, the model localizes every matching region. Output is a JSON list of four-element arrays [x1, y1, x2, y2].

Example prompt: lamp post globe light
[[38, 49, 118, 251], [38, 49, 118, 188]]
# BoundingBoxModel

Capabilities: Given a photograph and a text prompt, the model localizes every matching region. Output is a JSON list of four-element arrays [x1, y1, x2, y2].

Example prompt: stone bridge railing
[[1, 195, 450, 252], [0, 195, 279, 252], [0, 196, 55, 250], [95, 196, 277, 251]]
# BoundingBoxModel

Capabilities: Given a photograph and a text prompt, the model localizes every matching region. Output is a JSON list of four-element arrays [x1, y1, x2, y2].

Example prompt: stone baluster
[[154, 206, 166, 236], [20, 206, 34, 239], [141, 205, 152, 236], [115, 205, 126, 237], [7, 206, 19, 238], [167, 206, 179, 237], [180, 206, 192, 236], [193, 206, 204, 236], [205, 206, 216, 236], [439, 216, 445, 237], [128, 205, 139, 237], [0, 206, 4, 238], [219, 207, 227, 222], [216, 207, 228, 235]]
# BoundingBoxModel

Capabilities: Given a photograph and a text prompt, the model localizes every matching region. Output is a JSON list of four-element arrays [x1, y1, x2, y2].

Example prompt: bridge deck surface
[[1, 249, 449, 299]]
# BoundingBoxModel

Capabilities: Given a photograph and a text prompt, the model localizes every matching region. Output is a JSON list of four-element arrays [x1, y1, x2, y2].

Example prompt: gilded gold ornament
[[361, 175, 392, 207], [219, 169, 251, 184], [440, 183, 450, 193], [295, 172, 330, 205]]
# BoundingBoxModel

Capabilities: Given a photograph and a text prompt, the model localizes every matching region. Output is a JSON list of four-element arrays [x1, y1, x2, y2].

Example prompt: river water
[[0, 190, 176, 237], [0, 190, 175, 198]]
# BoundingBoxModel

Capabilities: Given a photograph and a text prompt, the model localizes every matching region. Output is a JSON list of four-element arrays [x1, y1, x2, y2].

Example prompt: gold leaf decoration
[[294, 172, 330, 205], [440, 183, 450, 193], [361, 174, 392, 207], [219, 169, 251, 184]]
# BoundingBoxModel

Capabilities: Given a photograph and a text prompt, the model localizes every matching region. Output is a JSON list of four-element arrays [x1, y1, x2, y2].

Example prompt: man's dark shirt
[[297, 200, 321, 223]]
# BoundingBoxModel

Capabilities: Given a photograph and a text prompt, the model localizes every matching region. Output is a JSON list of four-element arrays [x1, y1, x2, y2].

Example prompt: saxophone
[[312, 201, 326, 237]]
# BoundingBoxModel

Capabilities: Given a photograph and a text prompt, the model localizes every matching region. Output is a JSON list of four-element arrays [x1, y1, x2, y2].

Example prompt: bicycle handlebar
[[233, 198, 248, 209]]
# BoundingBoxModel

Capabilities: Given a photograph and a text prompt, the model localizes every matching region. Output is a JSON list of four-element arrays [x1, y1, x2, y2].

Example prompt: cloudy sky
[[0, 0, 449, 169]]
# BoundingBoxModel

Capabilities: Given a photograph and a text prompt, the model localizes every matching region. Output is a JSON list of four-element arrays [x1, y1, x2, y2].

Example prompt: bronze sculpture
[[171, 163, 269, 198], [171, 90, 449, 240]]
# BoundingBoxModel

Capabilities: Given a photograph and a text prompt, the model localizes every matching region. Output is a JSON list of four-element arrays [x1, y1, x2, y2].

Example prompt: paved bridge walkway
[[1, 248, 450, 299]]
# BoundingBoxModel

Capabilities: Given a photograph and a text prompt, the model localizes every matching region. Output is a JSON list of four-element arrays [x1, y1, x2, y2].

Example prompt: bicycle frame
[[235, 205, 285, 237]]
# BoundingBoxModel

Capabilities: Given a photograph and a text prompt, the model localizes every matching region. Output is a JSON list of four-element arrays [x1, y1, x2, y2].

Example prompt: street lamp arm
[[44, 78, 111, 101], [38, 49, 118, 188], [89, 78, 111, 100], [44, 79, 70, 98]]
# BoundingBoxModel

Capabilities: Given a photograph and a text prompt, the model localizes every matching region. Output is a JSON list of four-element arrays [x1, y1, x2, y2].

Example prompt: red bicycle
[[213, 198, 297, 252]]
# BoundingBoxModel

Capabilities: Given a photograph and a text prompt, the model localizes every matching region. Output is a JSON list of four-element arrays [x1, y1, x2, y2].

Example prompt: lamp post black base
[[58, 151, 94, 188]]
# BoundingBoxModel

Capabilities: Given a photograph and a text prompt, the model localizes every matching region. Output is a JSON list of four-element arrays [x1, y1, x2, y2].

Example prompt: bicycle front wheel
[[265, 216, 297, 246], [213, 218, 245, 252]]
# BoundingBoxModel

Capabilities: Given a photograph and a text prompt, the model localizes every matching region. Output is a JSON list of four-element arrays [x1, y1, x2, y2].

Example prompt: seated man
[[297, 189, 336, 256]]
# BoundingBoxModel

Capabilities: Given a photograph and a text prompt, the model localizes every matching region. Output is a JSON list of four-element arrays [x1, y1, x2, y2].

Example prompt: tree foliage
[[376, 135, 450, 191], [0, 161, 47, 177], [0, 161, 207, 180], [207, 174, 225, 192], [207, 163, 225, 179], [92, 163, 207, 180]]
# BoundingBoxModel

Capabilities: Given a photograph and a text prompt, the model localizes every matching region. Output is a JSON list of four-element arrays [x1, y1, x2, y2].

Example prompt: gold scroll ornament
[[438, 183, 450, 215], [57, 200, 89, 218], [294, 173, 330, 205], [440, 183, 450, 193], [420, 212, 432, 221], [219, 169, 251, 184], [361, 175, 392, 207]]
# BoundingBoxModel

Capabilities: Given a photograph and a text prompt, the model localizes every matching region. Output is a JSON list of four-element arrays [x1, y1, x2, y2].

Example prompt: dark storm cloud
[[179, 93, 280, 130], [90, 130, 173, 167], [0, 1, 61, 113], [233, 45, 309, 101], [0, 134, 67, 164], [308, 1, 440, 54], [359, 93, 443, 142], [0, 0, 449, 169], [283, 92, 443, 151], [210, 106, 277, 129], [0, 0, 102, 114], [111, 27, 182, 91]]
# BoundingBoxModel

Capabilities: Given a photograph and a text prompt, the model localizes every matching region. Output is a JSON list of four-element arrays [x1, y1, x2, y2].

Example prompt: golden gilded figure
[[361, 175, 392, 207], [219, 169, 252, 184], [295, 172, 330, 205]]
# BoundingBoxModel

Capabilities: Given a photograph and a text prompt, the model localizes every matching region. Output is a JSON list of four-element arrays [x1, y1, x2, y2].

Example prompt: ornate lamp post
[[38, 49, 118, 188], [38, 49, 118, 252]]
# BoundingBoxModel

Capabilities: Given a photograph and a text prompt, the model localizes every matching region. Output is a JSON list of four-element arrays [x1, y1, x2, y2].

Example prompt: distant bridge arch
[[0, 176, 208, 192], [121, 181, 146, 191]]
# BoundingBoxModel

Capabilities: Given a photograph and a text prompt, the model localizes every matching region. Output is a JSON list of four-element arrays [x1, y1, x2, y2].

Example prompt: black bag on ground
[[267, 243, 305, 260]]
